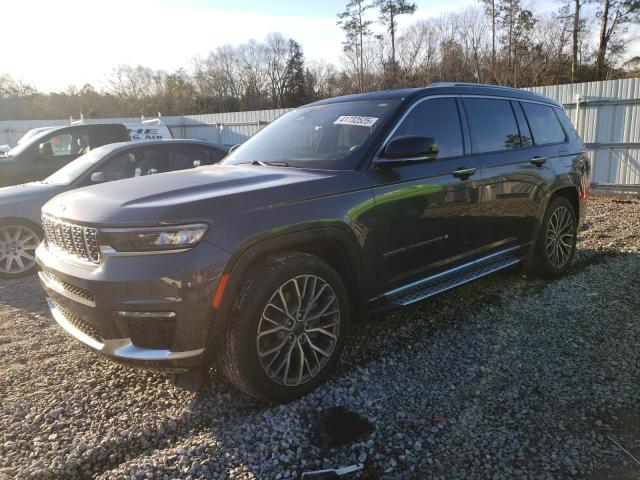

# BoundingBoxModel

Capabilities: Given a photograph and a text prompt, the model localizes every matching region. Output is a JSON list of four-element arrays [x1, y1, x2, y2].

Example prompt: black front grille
[[53, 301, 103, 342], [42, 271, 95, 304], [42, 215, 100, 263]]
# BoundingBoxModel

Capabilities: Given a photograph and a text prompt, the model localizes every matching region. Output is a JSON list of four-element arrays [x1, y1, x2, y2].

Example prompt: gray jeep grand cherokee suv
[[37, 84, 590, 402]]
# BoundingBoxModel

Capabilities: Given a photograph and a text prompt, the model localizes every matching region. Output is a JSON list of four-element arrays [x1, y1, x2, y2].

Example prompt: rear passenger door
[[461, 97, 554, 254]]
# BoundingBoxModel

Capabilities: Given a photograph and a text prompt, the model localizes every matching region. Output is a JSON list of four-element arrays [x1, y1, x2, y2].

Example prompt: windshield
[[223, 100, 399, 170], [44, 147, 107, 185], [7, 129, 55, 157]]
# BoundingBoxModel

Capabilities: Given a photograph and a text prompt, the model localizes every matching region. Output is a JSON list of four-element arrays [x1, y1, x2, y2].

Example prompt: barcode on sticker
[[334, 116, 378, 127]]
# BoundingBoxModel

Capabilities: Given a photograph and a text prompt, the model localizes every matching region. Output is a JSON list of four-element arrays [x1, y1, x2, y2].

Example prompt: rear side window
[[463, 98, 521, 153], [521, 103, 566, 145], [91, 125, 128, 146], [173, 145, 215, 169], [392, 97, 464, 159], [554, 108, 581, 143]]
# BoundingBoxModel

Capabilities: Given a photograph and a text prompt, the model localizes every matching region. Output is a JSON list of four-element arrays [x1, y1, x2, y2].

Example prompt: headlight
[[99, 223, 209, 253]]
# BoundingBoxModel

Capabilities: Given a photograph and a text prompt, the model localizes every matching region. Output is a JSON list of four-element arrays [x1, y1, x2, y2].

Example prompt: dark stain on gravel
[[1, 194, 640, 479]]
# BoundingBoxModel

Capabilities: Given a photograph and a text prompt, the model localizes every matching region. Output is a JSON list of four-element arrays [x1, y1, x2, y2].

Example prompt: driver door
[[368, 96, 482, 293]]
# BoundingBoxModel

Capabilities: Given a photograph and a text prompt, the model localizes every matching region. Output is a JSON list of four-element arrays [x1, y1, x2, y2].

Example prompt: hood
[[42, 164, 365, 225], [0, 181, 66, 203], [0, 181, 68, 223]]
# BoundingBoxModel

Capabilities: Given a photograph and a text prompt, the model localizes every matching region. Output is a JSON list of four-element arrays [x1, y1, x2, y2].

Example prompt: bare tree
[[264, 33, 290, 107], [596, 0, 640, 80], [478, 0, 499, 73]]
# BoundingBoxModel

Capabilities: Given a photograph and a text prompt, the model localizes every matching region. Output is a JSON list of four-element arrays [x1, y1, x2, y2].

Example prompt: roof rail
[[69, 113, 85, 126], [141, 112, 165, 125], [429, 82, 546, 96]]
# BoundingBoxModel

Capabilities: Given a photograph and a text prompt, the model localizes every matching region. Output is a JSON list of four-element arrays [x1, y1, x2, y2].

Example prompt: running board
[[383, 246, 524, 306]]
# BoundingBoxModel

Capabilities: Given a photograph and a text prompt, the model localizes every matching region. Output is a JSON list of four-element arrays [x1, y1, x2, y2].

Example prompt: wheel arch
[[549, 186, 580, 220], [203, 227, 368, 364]]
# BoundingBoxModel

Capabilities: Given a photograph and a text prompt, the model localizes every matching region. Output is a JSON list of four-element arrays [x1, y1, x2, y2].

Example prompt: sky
[[1, 0, 633, 93]]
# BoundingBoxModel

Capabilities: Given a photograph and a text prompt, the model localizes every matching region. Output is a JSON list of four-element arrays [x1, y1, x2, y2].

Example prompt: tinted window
[[391, 97, 463, 159], [463, 98, 521, 153], [555, 109, 581, 142], [513, 102, 533, 148], [172, 145, 225, 169], [91, 125, 127, 146], [173, 146, 210, 170], [100, 147, 170, 182], [522, 103, 566, 145]]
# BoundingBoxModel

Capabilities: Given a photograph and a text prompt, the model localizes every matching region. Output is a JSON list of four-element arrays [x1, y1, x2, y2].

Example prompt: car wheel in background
[[530, 196, 577, 278], [0, 220, 42, 280], [219, 252, 350, 403]]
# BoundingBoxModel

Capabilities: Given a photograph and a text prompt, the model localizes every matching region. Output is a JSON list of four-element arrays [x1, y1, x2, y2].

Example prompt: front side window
[[390, 97, 464, 159], [463, 98, 521, 154], [44, 147, 107, 185], [100, 147, 170, 182], [47, 133, 75, 157], [522, 103, 566, 146], [223, 100, 400, 170]]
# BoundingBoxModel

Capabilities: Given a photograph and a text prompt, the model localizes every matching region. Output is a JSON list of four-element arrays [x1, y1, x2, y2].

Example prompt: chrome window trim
[[376, 93, 562, 163]]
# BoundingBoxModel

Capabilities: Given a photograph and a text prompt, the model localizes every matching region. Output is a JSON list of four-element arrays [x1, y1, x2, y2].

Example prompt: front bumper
[[36, 240, 230, 369]]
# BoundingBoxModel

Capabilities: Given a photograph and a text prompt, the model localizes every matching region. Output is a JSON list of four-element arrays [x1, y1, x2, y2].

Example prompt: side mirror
[[38, 142, 54, 157], [90, 171, 106, 183], [376, 135, 438, 164]]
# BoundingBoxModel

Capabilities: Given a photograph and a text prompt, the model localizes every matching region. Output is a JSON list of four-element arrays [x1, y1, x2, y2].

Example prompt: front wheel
[[218, 252, 350, 403], [529, 196, 577, 278], [0, 220, 42, 280]]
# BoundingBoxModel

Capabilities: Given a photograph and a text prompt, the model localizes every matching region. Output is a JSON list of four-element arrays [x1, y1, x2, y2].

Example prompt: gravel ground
[[1, 193, 639, 479]]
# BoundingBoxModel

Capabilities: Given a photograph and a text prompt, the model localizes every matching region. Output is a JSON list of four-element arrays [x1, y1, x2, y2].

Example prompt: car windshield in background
[[44, 148, 106, 185], [6, 129, 53, 157], [223, 100, 400, 170]]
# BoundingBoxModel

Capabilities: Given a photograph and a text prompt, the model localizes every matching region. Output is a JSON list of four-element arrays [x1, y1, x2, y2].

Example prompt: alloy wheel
[[545, 206, 574, 270], [0, 225, 40, 276], [256, 274, 340, 387]]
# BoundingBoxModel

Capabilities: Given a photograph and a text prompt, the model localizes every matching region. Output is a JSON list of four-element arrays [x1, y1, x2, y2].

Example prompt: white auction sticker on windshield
[[334, 115, 378, 127]]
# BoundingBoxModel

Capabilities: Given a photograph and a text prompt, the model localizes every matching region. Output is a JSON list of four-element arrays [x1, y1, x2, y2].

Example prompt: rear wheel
[[0, 220, 41, 280], [530, 196, 577, 278], [218, 252, 349, 403]]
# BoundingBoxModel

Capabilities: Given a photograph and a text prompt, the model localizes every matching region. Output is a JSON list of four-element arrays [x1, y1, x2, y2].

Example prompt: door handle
[[530, 156, 548, 166], [451, 167, 477, 179]]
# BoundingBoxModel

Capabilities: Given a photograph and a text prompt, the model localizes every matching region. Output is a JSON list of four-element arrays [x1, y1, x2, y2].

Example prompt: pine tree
[[374, 0, 417, 87], [284, 40, 307, 107]]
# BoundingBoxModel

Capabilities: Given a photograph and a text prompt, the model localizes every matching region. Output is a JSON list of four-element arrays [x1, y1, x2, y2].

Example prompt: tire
[[0, 219, 42, 280], [218, 252, 350, 403], [529, 196, 577, 278]]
